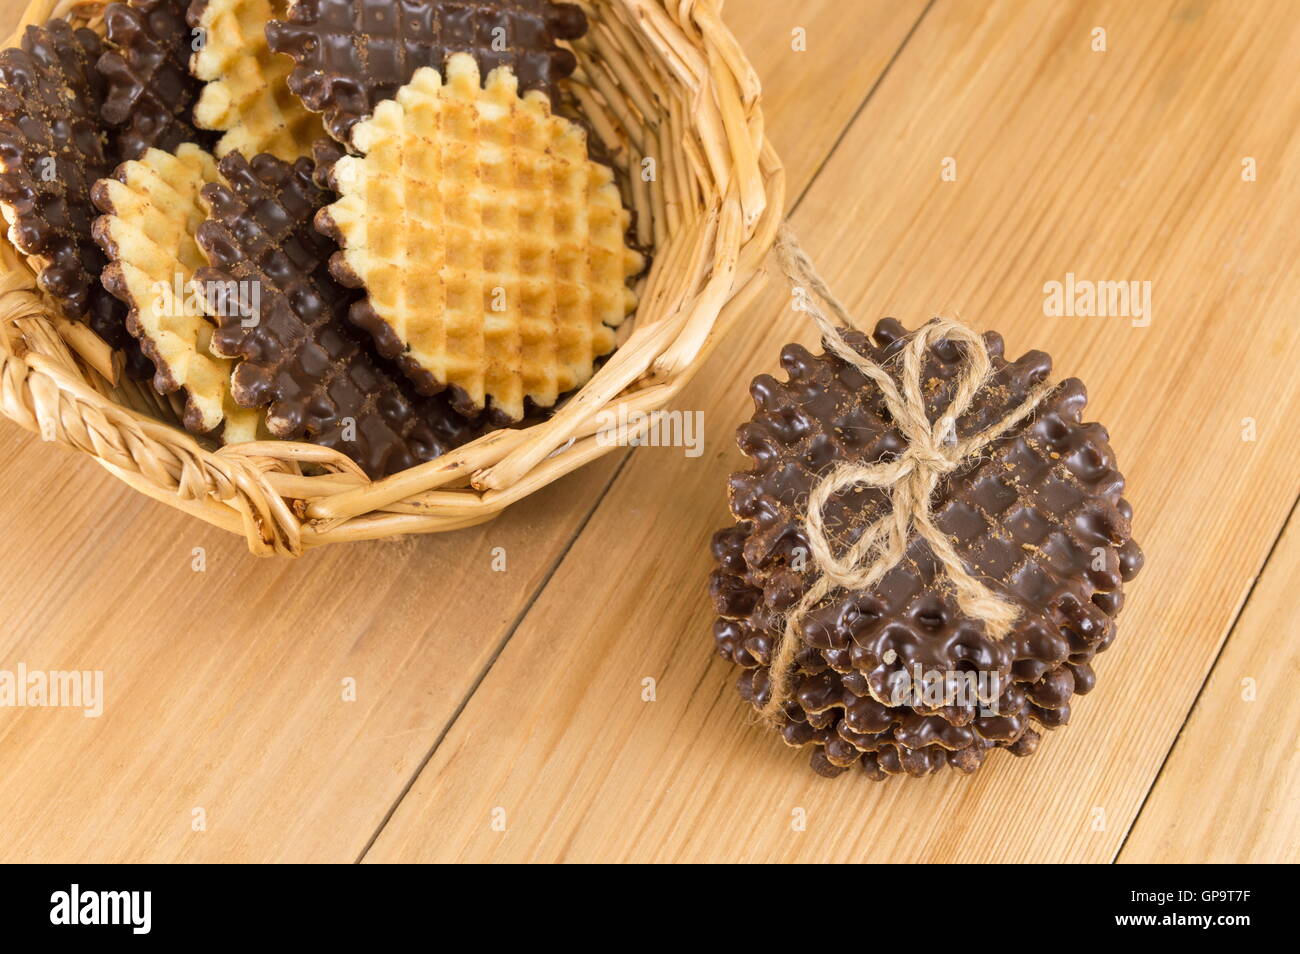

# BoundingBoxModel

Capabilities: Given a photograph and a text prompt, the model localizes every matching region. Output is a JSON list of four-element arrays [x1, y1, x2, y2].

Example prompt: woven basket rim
[[0, 0, 786, 555]]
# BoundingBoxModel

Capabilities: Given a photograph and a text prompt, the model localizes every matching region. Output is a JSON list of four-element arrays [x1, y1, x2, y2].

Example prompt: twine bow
[[761, 226, 1056, 724]]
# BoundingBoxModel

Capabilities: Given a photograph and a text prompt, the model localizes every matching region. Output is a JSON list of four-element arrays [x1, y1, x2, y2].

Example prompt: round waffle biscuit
[[317, 54, 643, 423], [709, 319, 1144, 779]]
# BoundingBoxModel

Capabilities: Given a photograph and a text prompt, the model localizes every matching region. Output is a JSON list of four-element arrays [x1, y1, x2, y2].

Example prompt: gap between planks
[[357, 0, 1300, 863], [352, 451, 631, 862], [1114, 491, 1300, 862], [351, 0, 939, 863], [0, 0, 928, 863]]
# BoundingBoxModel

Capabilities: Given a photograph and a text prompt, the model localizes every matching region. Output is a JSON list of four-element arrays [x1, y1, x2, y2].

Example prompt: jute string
[[762, 224, 1056, 725]]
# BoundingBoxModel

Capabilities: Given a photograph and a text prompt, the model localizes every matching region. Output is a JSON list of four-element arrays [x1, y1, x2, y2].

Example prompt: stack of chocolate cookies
[[709, 319, 1144, 779]]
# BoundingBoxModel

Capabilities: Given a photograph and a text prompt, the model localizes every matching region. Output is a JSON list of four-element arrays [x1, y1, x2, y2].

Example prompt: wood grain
[[365, 0, 1300, 862], [1119, 505, 1300, 864], [0, 430, 623, 862], [0, 0, 929, 861]]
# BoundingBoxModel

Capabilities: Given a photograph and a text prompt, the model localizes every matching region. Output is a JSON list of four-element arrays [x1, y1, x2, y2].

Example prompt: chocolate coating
[[0, 19, 150, 375], [194, 151, 480, 477], [309, 135, 346, 190], [97, 0, 214, 161], [709, 319, 1143, 779], [265, 0, 588, 144]]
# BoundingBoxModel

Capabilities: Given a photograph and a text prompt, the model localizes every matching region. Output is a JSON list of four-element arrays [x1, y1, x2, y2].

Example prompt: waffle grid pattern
[[266, 0, 587, 144], [0, 19, 157, 376], [319, 54, 641, 422], [195, 150, 478, 477], [91, 144, 256, 441], [188, 0, 325, 161], [709, 319, 1143, 779], [98, 0, 211, 160], [0, 21, 113, 319]]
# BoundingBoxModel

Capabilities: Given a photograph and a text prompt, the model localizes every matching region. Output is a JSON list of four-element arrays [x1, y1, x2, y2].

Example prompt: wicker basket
[[0, 0, 784, 555]]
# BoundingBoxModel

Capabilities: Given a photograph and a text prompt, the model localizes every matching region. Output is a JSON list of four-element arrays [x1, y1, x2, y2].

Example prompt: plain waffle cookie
[[316, 54, 643, 422]]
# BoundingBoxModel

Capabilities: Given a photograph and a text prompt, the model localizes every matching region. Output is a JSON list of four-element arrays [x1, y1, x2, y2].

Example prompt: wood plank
[[366, 0, 1300, 862], [0, 430, 625, 863], [0, 0, 928, 861], [1119, 504, 1299, 864], [723, 0, 933, 200]]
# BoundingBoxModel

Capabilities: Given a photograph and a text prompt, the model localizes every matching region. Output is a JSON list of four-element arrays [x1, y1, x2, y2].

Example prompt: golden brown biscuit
[[92, 143, 258, 441], [188, 0, 324, 161], [317, 54, 643, 422]]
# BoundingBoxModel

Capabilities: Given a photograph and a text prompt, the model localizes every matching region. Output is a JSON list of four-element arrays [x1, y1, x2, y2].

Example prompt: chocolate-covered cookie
[[0, 19, 149, 373], [97, 0, 213, 161], [194, 150, 480, 477], [266, 0, 588, 144], [709, 319, 1143, 779]]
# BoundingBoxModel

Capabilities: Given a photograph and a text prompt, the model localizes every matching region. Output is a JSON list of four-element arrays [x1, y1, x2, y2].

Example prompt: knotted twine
[[760, 225, 1057, 725]]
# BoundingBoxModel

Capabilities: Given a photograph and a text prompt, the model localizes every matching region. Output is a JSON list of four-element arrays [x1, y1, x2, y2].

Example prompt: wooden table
[[1, 0, 1296, 863]]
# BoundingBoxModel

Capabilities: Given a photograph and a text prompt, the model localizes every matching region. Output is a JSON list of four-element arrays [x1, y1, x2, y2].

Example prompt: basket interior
[[0, 0, 780, 553]]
